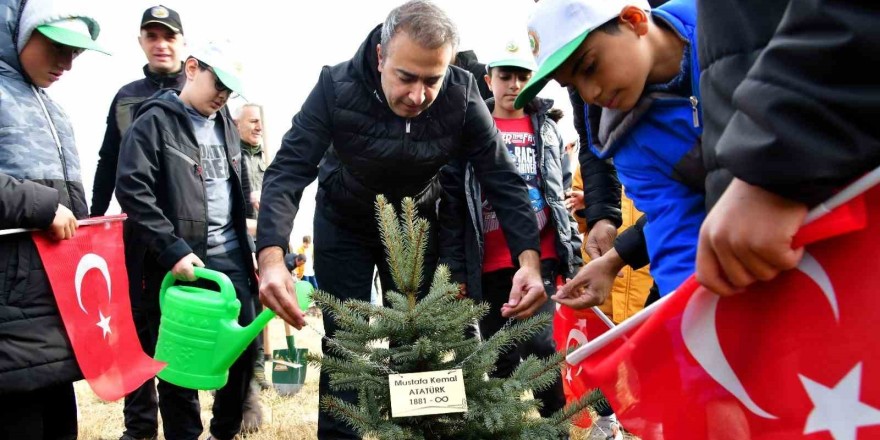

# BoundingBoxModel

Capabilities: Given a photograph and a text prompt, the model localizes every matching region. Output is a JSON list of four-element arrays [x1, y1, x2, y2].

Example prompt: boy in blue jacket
[[517, 0, 704, 300]]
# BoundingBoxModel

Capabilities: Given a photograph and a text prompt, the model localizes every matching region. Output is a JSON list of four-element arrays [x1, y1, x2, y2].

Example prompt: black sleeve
[[462, 78, 540, 262], [715, 0, 880, 206], [237, 142, 256, 220], [255, 68, 333, 254], [91, 95, 121, 217], [0, 173, 59, 230], [614, 215, 649, 270], [570, 88, 622, 228], [115, 114, 192, 270], [436, 160, 469, 284]]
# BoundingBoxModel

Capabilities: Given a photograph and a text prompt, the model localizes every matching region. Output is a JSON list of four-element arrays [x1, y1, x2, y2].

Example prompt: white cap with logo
[[189, 39, 245, 97], [515, 0, 651, 109]]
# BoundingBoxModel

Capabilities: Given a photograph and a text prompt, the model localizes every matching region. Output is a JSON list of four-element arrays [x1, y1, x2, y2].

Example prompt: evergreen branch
[[377, 195, 407, 294]]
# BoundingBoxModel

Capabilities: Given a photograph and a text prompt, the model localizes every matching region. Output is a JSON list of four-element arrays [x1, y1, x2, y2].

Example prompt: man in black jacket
[[256, 1, 545, 438], [116, 41, 256, 440], [695, 0, 880, 295], [91, 5, 186, 217]]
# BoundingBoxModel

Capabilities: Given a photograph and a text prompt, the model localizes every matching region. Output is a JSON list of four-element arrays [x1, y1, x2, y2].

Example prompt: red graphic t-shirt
[[482, 116, 558, 273]]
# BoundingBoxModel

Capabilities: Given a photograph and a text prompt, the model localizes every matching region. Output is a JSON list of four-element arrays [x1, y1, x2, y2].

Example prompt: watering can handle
[[159, 267, 237, 311]]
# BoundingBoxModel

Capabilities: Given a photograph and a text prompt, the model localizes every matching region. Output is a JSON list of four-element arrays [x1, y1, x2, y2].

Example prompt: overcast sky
[[50, 0, 576, 243]]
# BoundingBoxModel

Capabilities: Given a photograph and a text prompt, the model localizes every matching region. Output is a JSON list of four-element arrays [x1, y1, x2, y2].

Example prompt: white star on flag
[[96, 310, 112, 340], [799, 363, 880, 440], [576, 319, 587, 331]]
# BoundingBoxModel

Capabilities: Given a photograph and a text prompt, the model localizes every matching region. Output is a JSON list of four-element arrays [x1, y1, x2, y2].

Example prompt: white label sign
[[388, 369, 468, 417]]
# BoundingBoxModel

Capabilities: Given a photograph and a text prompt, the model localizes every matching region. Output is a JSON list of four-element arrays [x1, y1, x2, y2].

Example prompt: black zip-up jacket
[[257, 25, 539, 260], [115, 90, 255, 308], [91, 64, 186, 216], [699, 0, 880, 208]]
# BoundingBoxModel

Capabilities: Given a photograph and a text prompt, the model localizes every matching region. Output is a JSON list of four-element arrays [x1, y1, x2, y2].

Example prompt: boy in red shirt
[[439, 33, 582, 421]]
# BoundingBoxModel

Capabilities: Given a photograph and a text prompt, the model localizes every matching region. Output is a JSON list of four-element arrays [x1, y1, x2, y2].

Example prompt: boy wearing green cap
[[115, 41, 258, 440], [0, 0, 108, 437], [520, 0, 706, 301]]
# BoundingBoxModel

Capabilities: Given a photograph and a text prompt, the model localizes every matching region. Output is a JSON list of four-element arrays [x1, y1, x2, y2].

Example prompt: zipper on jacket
[[689, 96, 700, 128], [406, 119, 411, 134], [31, 85, 73, 207]]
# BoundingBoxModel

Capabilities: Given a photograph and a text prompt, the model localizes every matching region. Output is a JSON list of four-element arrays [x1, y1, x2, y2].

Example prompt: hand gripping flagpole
[[567, 165, 880, 366], [0, 214, 127, 236]]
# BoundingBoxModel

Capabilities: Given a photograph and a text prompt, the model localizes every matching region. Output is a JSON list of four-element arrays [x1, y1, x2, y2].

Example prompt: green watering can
[[155, 268, 275, 390]]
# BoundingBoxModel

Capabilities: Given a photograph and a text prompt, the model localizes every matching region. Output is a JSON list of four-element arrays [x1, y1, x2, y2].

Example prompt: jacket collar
[[143, 63, 186, 90]]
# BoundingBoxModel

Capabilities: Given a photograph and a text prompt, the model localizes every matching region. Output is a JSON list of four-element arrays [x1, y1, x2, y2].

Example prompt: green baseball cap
[[36, 18, 110, 55], [514, 0, 651, 109]]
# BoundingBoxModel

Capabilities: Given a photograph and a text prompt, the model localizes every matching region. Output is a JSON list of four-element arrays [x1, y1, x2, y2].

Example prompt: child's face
[[485, 67, 533, 115], [551, 21, 651, 112], [19, 31, 82, 88], [183, 58, 231, 117]]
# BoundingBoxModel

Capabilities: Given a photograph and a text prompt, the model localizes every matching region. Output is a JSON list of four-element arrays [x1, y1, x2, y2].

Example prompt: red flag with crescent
[[32, 215, 164, 401], [552, 304, 614, 428], [572, 182, 880, 439]]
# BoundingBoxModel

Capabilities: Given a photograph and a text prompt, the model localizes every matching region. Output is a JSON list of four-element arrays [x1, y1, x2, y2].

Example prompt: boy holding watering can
[[115, 39, 258, 440]]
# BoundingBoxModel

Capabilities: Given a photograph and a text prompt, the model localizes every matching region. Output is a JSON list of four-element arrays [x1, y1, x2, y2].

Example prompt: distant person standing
[[297, 235, 317, 289], [236, 103, 265, 216], [91, 5, 186, 217]]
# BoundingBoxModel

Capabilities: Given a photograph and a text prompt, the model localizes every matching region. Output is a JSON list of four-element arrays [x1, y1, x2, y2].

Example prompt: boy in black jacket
[[116, 40, 256, 440]]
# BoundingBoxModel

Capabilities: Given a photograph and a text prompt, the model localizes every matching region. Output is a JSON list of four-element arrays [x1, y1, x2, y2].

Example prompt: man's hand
[[48, 204, 78, 240], [246, 218, 258, 237], [564, 190, 585, 215], [585, 218, 617, 259], [250, 191, 261, 212], [553, 248, 625, 309], [696, 178, 807, 296], [502, 250, 546, 319], [258, 247, 306, 329], [171, 253, 205, 282]]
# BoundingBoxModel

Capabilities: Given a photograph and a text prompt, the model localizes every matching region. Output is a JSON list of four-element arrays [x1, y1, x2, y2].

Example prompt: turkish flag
[[573, 184, 880, 439], [552, 304, 614, 428], [32, 216, 164, 401]]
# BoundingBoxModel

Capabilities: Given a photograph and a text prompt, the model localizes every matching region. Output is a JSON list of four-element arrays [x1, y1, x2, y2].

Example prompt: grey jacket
[[439, 98, 582, 299], [0, 0, 101, 392]]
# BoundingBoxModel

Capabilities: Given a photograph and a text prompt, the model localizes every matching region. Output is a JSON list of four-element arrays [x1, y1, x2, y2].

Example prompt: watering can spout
[[218, 308, 276, 369]]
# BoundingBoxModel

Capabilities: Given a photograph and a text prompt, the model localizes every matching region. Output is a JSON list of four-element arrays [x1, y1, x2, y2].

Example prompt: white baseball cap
[[515, 0, 651, 109], [485, 31, 538, 71], [189, 39, 245, 97]]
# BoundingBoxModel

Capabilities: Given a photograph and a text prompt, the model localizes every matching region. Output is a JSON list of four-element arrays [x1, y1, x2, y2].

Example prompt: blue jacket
[[592, 0, 704, 295]]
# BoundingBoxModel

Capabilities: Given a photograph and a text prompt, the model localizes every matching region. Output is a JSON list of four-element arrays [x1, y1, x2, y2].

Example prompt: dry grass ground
[[74, 314, 610, 439]]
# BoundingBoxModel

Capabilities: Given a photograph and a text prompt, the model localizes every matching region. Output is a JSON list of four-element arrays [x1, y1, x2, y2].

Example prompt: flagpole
[[567, 165, 880, 366], [0, 214, 127, 237]]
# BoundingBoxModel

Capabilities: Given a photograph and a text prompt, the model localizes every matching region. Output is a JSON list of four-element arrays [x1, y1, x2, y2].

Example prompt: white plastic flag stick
[[0, 215, 127, 237], [591, 306, 616, 329], [567, 165, 880, 366]]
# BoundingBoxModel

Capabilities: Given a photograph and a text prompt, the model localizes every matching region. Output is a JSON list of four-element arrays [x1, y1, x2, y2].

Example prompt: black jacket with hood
[[115, 90, 256, 309], [257, 25, 539, 261], [699, 0, 880, 208]]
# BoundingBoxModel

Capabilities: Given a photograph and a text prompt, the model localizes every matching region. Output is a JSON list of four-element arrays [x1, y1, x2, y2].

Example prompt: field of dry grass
[[74, 314, 605, 439]]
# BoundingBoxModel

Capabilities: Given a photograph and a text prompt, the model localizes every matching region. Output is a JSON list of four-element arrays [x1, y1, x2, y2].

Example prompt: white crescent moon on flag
[[681, 251, 839, 420], [796, 252, 839, 322], [681, 290, 776, 419], [74, 253, 111, 314]]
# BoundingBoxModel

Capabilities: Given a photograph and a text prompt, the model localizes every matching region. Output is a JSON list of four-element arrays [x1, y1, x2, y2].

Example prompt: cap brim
[[487, 59, 537, 71], [514, 28, 591, 109], [37, 25, 110, 55], [212, 66, 245, 97], [141, 19, 181, 34]]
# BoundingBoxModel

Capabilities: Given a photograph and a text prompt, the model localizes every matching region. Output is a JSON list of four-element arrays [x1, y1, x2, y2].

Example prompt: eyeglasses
[[197, 60, 239, 99]]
